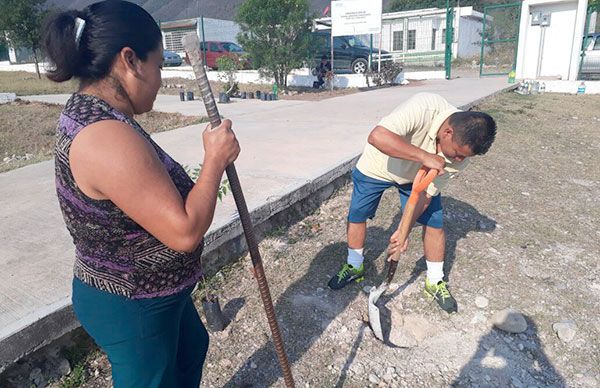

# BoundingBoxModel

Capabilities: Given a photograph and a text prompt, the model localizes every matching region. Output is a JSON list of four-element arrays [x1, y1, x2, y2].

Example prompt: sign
[[331, 0, 382, 37]]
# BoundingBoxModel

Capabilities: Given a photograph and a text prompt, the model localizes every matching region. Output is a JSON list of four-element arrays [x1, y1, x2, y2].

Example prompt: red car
[[186, 41, 250, 70]]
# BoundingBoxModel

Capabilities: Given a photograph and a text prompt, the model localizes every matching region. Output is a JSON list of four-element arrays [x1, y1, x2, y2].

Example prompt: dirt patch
[[3, 92, 599, 387], [0, 100, 205, 173], [160, 77, 360, 101]]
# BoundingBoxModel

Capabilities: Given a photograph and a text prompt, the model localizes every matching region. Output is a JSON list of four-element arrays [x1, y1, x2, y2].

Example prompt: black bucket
[[241, 91, 247, 99], [255, 90, 261, 99], [186, 91, 194, 101], [218, 92, 230, 103], [248, 92, 254, 99], [202, 295, 226, 332]]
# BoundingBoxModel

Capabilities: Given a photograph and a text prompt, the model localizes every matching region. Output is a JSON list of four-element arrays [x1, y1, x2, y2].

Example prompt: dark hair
[[42, 0, 162, 82], [321, 55, 328, 61], [448, 111, 497, 155]]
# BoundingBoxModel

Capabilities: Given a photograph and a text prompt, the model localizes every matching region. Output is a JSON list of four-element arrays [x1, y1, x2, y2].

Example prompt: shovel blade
[[368, 285, 387, 341]]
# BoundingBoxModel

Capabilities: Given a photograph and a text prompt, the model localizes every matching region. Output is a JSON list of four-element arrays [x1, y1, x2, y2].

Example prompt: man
[[328, 93, 496, 314], [313, 55, 332, 89]]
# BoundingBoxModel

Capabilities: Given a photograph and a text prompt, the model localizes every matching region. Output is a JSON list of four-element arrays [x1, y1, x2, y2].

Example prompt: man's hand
[[421, 152, 446, 175], [387, 228, 409, 259]]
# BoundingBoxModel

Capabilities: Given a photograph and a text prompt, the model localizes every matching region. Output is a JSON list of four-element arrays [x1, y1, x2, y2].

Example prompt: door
[[582, 36, 600, 75], [333, 36, 353, 72]]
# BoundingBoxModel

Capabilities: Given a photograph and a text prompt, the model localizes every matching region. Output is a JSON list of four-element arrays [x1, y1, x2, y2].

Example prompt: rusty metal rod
[[182, 34, 295, 388]]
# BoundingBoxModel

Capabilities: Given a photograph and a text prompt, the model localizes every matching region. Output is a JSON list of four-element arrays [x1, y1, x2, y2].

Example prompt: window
[[432, 28, 437, 50], [408, 30, 416, 50], [222, 42, 244, 52], [210, 42, 221, 52], [393, 30, 404, 51], [333, 37, 347, 49]]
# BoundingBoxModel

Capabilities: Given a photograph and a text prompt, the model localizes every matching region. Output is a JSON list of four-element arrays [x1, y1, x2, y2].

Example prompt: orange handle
[[389, 166, 438, 262], [407, 167, 438, 206]]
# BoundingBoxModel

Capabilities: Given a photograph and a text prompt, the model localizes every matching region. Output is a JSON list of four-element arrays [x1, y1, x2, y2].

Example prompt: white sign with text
[[331, 0, 382, 37]]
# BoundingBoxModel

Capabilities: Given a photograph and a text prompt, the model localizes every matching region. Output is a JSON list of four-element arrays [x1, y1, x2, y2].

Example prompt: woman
[[42, 1, 239, 386]]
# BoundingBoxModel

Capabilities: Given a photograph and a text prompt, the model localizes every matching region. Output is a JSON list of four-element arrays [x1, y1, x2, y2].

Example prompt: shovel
[[368, 166, 438, 341]]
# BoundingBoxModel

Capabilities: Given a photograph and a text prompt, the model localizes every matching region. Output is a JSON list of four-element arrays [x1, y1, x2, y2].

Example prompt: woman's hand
[[203, 119, 240, 171]]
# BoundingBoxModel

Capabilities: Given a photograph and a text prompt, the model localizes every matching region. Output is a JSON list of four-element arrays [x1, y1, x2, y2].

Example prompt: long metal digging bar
[[182, 34, 295, 388], [368, 167, 437, 341]]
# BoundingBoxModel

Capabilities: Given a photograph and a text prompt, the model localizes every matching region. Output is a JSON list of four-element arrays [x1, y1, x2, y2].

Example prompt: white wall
[[516, 0, 589, 80]]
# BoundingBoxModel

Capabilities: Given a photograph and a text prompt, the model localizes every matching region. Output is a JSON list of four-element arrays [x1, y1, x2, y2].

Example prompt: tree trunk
[[32, 48, 41, 79]]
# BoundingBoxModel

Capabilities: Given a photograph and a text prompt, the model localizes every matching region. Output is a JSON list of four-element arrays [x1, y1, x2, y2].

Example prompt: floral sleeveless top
[[55, 93, 203, 298]]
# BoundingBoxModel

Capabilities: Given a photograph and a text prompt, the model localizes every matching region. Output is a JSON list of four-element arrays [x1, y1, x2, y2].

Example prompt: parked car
[[580, 33, 600, 79], [162, 50, 182, 67], [185, 41, 250, 70], [311, 31, 388, 74]]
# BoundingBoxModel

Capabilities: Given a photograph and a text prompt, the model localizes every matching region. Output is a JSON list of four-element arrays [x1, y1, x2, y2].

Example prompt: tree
[[237, 0, 313, 90], [0, 0, 49, 78]]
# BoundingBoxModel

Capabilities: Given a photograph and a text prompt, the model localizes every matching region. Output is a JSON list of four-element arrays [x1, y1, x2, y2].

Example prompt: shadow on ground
[[452, 317, 565, 387]]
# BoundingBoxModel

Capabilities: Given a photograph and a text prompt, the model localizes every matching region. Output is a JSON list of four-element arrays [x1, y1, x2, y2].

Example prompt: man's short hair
[[448, 111, 496, 155]]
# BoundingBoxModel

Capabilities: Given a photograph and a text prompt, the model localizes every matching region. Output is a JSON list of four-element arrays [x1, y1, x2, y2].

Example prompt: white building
[[315, 6, 488, 65], [515, 0, 589, 80], [160, 17, 241, 57]]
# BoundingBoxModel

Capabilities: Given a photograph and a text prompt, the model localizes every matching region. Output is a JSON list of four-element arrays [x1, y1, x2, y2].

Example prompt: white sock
[[426, 260, 444, 284], [347, 248, 364, 268]]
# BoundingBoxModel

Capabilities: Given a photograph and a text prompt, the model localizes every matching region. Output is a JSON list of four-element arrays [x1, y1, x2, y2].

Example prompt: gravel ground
[[2, 91, 599, 388]]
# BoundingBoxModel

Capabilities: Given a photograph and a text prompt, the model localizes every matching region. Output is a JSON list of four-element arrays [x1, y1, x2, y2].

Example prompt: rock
[[29, 368, 43, 386], [0, 92, 16, 104], [475, 296, 489, 308], [552, 320, 577, 342], [363, 285, 374, 294], [390, 329, 418, 348], [250, 361, 257, 369], [471, 311, 487, 325], [57, 358, 71, 376], [368, 373, 380, 384], [220, 358, 232, 368], [492, 309, 527, 333]]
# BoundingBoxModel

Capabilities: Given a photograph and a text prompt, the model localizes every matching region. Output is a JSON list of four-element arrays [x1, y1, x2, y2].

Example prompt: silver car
[[580, 33, 600, 79], [163, 50, 182, 67]]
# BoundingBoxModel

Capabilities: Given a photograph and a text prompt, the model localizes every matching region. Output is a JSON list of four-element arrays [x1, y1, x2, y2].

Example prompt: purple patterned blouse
[[55, 93, 203, 298]]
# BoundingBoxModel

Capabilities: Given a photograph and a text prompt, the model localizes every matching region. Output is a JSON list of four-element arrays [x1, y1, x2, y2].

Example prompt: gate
[[479, 2, 522, 77]]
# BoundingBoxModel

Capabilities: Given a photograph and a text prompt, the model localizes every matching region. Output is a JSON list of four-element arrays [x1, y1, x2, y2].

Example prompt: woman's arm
[[69, 119, 239, 252]]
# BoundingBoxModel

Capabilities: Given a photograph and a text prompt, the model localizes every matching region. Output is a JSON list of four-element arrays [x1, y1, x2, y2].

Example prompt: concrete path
[[0, 77, 509, 368]]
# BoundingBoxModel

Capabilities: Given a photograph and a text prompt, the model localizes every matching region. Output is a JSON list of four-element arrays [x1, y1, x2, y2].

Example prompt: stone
[[57, 358, 71, 376], [29, 368, 43, 386], [250, 361, 257, 369], [369, 373, 380, 384], [475, 296, 489, 309], [492, 308, 527, 333], [553, 320, 577, 342]]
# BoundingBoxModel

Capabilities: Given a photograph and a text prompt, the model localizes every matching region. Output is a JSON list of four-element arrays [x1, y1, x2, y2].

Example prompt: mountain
[[46, 0, 392, 22]]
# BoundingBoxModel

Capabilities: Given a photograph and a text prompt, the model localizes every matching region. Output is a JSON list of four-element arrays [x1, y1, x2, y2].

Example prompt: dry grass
[[0, 100, 205, 173], [0, 71, 78, 95]]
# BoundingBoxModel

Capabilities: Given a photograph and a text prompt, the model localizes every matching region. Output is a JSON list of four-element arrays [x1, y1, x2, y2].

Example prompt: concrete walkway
[[0, 77, 509, 369]]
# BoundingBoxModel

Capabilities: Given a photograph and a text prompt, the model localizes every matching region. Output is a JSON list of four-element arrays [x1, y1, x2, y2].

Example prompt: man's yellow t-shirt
[[355, 92, 468, 196]]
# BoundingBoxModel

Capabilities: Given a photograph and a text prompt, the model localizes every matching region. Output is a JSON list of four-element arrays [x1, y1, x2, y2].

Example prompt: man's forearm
[[368, 126, 427, 163]]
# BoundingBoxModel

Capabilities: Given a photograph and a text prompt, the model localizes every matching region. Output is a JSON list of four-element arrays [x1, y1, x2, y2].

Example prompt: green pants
[[72, 278, 209, 388]]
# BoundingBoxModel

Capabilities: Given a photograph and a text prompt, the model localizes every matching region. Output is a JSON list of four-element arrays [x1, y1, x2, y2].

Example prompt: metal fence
[[369, 9, 452, 74], [479, 2, 521, 77]]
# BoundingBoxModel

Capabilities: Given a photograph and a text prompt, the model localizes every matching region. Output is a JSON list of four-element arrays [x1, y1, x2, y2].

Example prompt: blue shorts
[[348, 168, 443, 228]]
